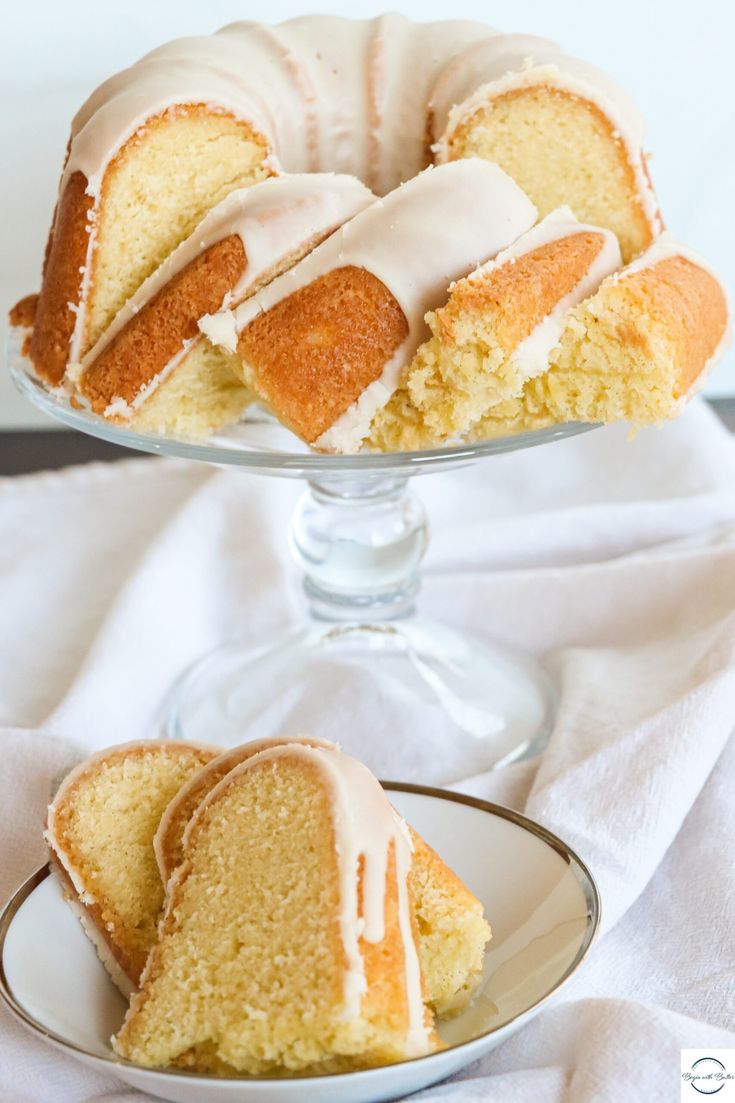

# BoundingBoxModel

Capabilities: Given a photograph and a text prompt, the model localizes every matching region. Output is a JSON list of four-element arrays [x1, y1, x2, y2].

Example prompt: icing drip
[[191, 743, 431, 1056]]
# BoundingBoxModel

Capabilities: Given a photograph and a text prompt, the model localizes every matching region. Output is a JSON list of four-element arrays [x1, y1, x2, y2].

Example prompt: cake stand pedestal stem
[[291, 476, 427, 622], [163, 473, 555, 768]]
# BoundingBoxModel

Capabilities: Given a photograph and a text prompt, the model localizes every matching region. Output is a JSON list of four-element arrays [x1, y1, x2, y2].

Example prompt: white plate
[[0, 784, 600, 1103]]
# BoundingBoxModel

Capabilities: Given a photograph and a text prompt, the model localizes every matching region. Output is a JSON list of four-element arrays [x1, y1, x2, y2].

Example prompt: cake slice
[[71, 174, 374, 437], [431, 34, 661, 262], [201, 160, 537, 452], [113, 743, 444, 1074], [44, 740, 217, 994], [471, 235, 731, 439], [368, 208, 621, 451], [155, 737, 491, 1018]]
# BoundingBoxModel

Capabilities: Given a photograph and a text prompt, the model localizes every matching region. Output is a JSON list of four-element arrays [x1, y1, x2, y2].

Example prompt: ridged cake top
[[61, 15, 495, 200]]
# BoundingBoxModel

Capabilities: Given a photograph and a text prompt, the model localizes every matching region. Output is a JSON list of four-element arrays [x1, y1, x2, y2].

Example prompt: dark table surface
[[1, 400, 733, 477]]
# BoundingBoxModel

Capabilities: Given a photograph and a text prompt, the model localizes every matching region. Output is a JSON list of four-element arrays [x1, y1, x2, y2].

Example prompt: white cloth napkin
[[1, 399, 734, 1102]]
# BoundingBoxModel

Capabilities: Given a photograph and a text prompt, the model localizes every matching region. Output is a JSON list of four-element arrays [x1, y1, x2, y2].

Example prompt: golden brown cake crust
[[29, 105, 270, 389], [79, 235, 247, 414], [238, 265, 409, 443], [435, 230, 608, 351], [29, 171, 93, 385], [9, 294, 39, 328], [622, 255, 729, 395]]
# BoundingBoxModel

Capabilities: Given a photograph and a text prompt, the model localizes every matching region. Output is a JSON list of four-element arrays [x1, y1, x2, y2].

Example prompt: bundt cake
[[112, 743, 447, 1074], [44, 740, 217, 994], [16, 16, 661, 402], [368, 208, 622, 451], [202, 160, 537, 451], [14, 16, 725, 450], [70, 174, 373, 435], [155, 737, 490, 1019], [469, 236, 731, 438]]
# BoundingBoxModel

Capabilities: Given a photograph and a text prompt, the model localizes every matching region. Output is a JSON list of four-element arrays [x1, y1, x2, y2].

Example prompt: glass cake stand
[[11, 348, 597, 769]]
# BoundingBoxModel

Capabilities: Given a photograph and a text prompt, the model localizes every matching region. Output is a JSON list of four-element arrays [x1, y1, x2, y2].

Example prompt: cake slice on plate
[[44, 740, 217, 995], [45, 737, 491, 1031], [155, 737, 490, 1018], [113, 742, 450, 1073]]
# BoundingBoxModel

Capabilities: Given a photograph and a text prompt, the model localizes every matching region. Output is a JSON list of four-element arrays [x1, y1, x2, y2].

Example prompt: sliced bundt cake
[[113, 743, 444, 1073], [45, 740, 217, 993]]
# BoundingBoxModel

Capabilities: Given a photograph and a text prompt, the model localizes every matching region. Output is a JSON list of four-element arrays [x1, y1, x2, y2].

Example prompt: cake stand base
[[164, 617, 555, 771]]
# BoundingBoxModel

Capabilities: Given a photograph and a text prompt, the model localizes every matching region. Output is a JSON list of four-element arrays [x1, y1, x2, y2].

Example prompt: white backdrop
[[2, 0, 733, 428]]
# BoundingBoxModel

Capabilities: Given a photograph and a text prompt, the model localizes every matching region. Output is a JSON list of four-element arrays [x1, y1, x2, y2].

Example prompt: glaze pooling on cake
[[211, 160, 537, 450]]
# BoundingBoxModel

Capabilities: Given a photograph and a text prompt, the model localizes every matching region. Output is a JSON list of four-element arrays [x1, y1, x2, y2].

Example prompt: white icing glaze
[[62, 16, 499, 204], [187, 743, 431, 1056], [208, 160, 536, 450], [76, 173, 373, 414], [469, 206, 622, 384], [429, 34, 661, 234]]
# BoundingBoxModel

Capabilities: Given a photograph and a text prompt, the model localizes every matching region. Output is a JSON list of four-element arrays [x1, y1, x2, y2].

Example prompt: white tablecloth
[[2, 401, 735, 1101]]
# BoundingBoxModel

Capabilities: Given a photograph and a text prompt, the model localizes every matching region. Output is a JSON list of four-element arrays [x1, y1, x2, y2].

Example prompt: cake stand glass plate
[[0, 785, 601, 1103], [10, 347, 598, 767]]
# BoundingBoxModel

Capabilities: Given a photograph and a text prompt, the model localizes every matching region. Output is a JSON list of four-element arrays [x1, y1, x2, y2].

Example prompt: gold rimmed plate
[[0, 784, 600, 1103]]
